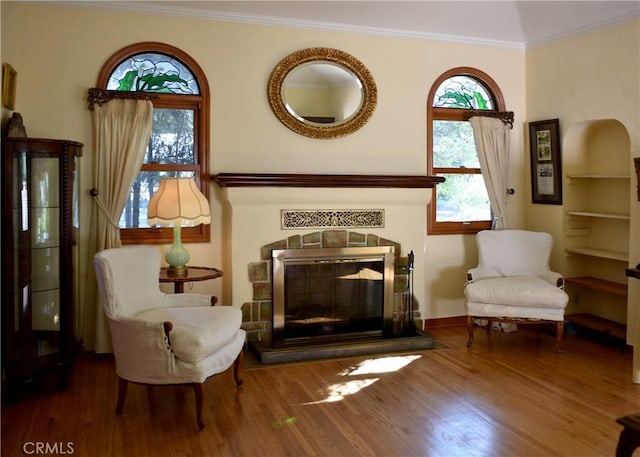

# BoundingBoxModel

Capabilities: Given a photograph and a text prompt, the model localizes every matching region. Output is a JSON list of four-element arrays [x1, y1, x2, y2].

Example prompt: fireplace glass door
[[285, 258, 384, 340], [272, 247, 395, 347]]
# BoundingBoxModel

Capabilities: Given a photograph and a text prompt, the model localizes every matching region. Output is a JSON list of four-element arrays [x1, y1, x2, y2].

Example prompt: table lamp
[[147, 177, 210, 277]]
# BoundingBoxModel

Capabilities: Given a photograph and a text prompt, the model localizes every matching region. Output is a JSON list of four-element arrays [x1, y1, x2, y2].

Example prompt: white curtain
[[81, 99, 153, 353], [470, 116, 511, 230]]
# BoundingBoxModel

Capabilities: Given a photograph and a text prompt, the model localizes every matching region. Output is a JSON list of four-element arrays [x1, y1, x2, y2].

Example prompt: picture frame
[[2, 63, 17, 110], [529, 118, 562, 204], [634, 157, 640, 202]]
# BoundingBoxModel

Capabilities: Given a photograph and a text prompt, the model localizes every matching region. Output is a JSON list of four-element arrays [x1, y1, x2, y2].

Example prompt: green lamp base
[[165, 225, 190, 277]]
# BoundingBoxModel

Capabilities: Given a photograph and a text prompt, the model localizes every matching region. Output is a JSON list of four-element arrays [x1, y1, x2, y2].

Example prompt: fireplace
[[271, 246, 395, 347], [214, 173, 442, 362], [245, 230, 435, 363]]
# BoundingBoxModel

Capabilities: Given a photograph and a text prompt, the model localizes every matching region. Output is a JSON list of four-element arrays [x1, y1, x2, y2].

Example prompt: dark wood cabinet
[[2, 137, 82, 397]]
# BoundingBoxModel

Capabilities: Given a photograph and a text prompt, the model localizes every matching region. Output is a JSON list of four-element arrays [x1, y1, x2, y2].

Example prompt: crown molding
[[34, 1, 639, 50], [525, 10, 640, 49], [44, 1, 525, 49]]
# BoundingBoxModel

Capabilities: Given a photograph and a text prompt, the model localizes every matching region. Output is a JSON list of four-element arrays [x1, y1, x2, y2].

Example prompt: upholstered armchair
[[464, 230, 569, 352], [94, 246, 246, 430]]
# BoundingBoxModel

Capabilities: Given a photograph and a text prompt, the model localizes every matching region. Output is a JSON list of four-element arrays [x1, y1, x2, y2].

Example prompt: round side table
[[159, 266, 223, 293]]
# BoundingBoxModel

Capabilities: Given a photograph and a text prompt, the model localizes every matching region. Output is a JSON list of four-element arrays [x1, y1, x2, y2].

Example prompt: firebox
[[271, 246, 395, 348]]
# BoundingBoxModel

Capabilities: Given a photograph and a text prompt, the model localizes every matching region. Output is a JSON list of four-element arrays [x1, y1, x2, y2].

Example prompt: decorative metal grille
[[281, 209, 385, 229]]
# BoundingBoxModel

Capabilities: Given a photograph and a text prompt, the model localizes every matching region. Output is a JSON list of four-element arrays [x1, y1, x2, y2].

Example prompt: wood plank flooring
[[2, 325, 639, 457]]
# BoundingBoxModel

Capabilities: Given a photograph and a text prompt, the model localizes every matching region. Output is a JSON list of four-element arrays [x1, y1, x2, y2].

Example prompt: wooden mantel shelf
[[212, 173, 445, 188]]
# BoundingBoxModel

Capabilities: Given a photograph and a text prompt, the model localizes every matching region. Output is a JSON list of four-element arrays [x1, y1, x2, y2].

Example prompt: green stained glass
[[107, 52, 199, 95], [433, 75, 493, 109]]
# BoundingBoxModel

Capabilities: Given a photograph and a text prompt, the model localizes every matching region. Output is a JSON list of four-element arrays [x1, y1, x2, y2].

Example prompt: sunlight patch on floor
[[304, 354, 422, 404], [340, 354, 422, 376], [304, 378, 379, 404]]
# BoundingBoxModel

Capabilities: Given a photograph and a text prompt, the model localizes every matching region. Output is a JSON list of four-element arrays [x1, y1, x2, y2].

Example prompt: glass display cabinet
[[2, 137, 82, 397]]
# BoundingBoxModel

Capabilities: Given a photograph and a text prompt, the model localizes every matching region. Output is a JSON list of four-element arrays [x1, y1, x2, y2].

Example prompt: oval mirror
[[268, 48, 377, 139]]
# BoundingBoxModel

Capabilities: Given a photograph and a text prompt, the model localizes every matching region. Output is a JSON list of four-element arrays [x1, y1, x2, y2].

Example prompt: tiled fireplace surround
[[245, 229, 411, 343], [214, 173, 442, 345]]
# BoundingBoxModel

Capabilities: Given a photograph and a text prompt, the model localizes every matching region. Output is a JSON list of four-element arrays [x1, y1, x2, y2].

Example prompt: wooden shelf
[[565, 247, 628, 262], [566, 174, 630, 180], [565, 276, 628, 296], [566, 313, 626, 341], [566, 211, 630, 220]]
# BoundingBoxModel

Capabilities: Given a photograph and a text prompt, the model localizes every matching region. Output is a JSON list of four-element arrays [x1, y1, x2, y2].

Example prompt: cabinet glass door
[[12, 152, 61, 359]]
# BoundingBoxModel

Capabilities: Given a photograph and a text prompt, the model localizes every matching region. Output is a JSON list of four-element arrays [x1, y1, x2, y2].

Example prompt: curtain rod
[[468, 110, 514, 128], [87, 88, 159, 111]]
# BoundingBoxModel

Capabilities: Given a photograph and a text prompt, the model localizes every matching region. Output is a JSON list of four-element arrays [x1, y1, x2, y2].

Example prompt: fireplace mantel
[[216, 173, 435, 329], [212, 173, 444, 188]]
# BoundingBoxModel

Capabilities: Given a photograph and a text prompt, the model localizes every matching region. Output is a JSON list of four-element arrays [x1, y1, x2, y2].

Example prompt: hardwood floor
[[2, 325, 639, 457]]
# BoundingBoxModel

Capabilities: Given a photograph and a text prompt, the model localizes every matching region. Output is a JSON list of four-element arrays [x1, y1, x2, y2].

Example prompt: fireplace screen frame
[[271, 246, 395, 348]]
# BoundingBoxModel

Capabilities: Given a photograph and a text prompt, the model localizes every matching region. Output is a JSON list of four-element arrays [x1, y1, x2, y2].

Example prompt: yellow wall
[[0, 2, 526, 333], [526, 20, 640, 343], [4, 3, 636, 345]]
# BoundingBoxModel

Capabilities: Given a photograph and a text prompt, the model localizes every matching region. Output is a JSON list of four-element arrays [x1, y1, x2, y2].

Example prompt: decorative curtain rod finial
[[86, 88, 159, 111], [469, 110, 515, 128]]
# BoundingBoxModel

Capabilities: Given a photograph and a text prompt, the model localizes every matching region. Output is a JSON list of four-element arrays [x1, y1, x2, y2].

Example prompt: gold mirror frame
[[267, 47, 377, 139]]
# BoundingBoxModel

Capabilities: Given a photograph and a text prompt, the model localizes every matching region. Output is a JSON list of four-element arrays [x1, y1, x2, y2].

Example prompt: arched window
[[427, 67, 505, 235], [96, 42, 210, 244]]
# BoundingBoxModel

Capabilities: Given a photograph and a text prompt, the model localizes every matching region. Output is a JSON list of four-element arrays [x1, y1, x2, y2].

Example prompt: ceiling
[[95, 0, 640, 48]]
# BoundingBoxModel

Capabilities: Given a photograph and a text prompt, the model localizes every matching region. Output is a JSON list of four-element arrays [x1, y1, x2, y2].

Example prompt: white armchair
[[464, 230, 569, 352], [94, 246, 246, 430]]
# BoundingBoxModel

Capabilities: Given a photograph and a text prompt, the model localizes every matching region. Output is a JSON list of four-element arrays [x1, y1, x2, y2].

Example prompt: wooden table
[[616, 413, 640, 457], [159, 266, 223, 293], [625, 264, 640, 280]]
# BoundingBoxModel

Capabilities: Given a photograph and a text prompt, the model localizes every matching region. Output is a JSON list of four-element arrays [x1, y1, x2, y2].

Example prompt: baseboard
[[424, 316, 467, 329]]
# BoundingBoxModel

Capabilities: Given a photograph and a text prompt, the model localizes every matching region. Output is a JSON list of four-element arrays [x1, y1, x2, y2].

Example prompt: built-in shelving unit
[[562, 120, 631, 343]]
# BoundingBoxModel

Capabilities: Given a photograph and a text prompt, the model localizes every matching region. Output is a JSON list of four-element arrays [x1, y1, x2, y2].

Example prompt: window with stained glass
[[106, 53, 200, 95], [97, 43, 210, 244], [433, 75, 494, 110], [427, 68, 504, 235]]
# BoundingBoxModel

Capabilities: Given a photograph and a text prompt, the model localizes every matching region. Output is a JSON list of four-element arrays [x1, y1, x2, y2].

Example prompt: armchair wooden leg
[[556, 321, 564, 353], [233, 351, 244, 387], [189, 383, 204, 431], [466, 316, 475, 348], [116, 377, 128, 415]]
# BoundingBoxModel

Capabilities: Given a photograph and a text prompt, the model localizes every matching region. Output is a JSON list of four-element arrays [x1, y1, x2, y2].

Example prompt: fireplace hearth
[[245, 231, 436, 364], [250, 329, 436, 364]]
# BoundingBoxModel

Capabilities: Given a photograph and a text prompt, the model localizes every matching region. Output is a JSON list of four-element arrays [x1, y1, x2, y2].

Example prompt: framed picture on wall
[[2, 63, 17, 110], [529, 118, 562, 204]]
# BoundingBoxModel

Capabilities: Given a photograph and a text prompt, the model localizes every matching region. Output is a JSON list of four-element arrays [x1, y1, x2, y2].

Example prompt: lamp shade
[[147, 178, 211, 227]]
